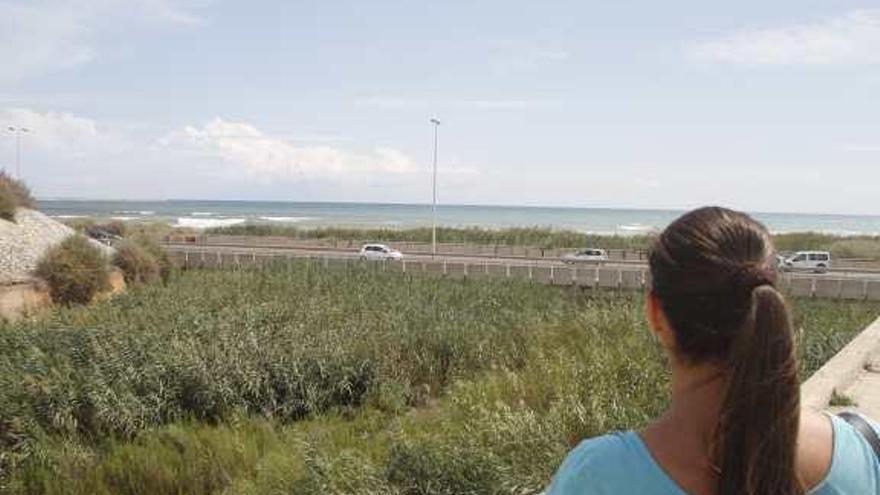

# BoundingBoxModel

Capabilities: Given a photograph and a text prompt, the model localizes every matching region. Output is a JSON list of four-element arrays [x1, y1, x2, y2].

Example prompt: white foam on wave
[[258, 216, 315, 223], [111, 216, 137, 221], [53, 214, 87, 219], [116, 210, 155, 215], [190, 212, 214, 216], [175, 217, 246, 229]]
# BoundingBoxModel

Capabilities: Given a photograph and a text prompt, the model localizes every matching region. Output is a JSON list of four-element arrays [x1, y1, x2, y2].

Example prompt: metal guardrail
[[164, 247, 880, 301], [166, 235, 652, 261], [165, 237, 880, 275]]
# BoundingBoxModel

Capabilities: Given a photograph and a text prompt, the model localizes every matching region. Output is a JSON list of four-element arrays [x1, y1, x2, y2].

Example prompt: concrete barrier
[[167, 247, 874, 301], [840, 279, 868, 300], [445, 262, 467, 279], [597, 268, 620, 288], [621, 270, 645, 290], [575, 266, 599, 287], [789, 277, 815, 298], [868, 281, 880, 301], [814, 278, 842, 299], [552, 266, 576, 286], [802, 316, 880, 411]]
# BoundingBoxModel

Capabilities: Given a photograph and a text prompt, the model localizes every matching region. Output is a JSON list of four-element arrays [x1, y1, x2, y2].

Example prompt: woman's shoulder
[[814, 413, 880, 494], [546, 431, 676, 495]]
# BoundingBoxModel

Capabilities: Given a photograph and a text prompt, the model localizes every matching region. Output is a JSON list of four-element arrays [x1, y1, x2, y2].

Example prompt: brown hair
[[649, 207, 802, 495]]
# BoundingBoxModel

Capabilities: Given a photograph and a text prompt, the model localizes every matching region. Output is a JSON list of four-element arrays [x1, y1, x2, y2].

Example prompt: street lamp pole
[[430, 118, 440, 258], [7, 126, 30, 179]]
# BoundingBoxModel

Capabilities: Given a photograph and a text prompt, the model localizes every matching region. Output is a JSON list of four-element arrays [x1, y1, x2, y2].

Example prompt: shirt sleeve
[[545, 435, 630, 495]]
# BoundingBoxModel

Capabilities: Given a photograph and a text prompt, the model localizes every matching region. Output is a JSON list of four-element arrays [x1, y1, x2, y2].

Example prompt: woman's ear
[[646, 292, 676, 350]]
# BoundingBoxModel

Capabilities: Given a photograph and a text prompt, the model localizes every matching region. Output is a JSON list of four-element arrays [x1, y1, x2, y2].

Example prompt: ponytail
[[650, 207, 805, 495], [716, 285, 802, 495]]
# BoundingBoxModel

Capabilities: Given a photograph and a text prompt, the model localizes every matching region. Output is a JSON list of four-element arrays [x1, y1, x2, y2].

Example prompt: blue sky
[[1, 1, 879, 214]]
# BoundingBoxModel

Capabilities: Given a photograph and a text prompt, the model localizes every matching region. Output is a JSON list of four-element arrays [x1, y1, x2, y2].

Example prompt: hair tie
[[730, 263, 775, 291]]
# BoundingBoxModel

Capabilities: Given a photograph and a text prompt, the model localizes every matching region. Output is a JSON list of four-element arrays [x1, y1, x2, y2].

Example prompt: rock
[[0, 208, 113, 284]]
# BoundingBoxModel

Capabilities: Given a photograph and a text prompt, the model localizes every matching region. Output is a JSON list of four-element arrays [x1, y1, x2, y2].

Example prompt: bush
[[113, 241, 160, 285], [35, 235, 110, 305], [85, 220, 126, 240], [830, 239, 880, 260], [131, 235, 173, 284], [0, 171, 34, 222]]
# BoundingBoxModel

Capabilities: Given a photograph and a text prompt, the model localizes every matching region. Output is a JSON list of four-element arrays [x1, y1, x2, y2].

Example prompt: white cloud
[[688, 9, 880, 65], [162, 118, 418, 180], [490, 41, 570, 73], [356, 96, 557, 111], [841, 144, 880, 152], [0, 0, 204, 84], [0, 107, 126, 155]]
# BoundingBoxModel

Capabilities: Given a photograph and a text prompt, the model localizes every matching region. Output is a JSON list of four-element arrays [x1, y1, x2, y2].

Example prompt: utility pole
[[430, 118, 440, 258], [7, 126, 30, 179]]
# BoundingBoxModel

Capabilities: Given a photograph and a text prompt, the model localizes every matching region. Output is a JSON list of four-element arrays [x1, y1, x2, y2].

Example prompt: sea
[[36, 199, 880, 236]]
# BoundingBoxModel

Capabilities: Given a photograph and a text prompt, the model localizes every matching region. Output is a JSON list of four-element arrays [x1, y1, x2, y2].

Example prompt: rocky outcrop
[[0, 208, 112, 284]]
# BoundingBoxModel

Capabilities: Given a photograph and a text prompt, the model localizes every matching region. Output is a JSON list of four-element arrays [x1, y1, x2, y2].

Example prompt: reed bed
[[209, 224, 880, 260], [1, 261, 877, 494]]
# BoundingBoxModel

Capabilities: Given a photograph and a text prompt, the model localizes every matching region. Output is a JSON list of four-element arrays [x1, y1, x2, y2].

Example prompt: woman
[[547, 207, 879, 495]]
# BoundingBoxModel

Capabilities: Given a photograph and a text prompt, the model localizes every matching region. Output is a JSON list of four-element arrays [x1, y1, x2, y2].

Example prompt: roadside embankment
[[802, 315, 880, 415], [0, 208, 117, 320]]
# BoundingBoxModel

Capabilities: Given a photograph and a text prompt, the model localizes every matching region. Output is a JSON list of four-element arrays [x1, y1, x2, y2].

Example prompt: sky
[[1, 1, 879, 215]]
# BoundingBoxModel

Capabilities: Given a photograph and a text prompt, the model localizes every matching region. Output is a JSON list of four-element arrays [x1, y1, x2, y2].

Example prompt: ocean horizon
[[36, 199, 880, 236]]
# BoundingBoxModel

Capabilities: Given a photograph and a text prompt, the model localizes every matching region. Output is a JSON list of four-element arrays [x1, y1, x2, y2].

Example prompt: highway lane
[[164, 243, 880, 281]]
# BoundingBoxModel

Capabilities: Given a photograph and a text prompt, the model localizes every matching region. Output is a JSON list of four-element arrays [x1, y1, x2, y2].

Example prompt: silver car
[[359, 244, 403, 261], [562, 248, 608, 264]]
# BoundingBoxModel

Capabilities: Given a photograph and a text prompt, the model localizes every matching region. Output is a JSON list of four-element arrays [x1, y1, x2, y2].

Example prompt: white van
[[782, 251, 831, 274]]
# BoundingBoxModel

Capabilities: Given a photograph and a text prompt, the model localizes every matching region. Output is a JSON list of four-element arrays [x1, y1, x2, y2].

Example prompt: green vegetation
[[63, 218, 195, 244], [209, 224, 652, 249], [773, 232, 880, 260], [112, 236, 173, 285], [34, 235, 110, 305], [829, 390, 856, 408], [208, 224, 880, 260], [113, 241, 161, 284], [0, 171, 35, 222], [1, 263, 877, 493]]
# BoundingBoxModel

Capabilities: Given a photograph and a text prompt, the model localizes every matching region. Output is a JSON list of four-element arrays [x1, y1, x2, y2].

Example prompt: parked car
[[562, 248, 608, 264], [359, 243, 403, 261], [781, 251, 831, 273]]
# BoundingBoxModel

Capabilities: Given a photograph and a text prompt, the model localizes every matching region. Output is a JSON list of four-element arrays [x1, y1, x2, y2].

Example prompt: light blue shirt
[[547, 414, 880, 494]]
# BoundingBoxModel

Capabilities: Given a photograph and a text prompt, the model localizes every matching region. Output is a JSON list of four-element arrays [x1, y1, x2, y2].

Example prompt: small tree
[[36, 236, 111, 306], [113, 241, 160, 285], [133, 234, 173, 284], [0, 170, 35, 222]]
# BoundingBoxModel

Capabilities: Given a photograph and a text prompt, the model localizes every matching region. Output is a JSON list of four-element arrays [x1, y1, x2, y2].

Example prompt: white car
[[562, 248, 608, 264], [359, 244, 403, 261], [782, 251, 831, 273]]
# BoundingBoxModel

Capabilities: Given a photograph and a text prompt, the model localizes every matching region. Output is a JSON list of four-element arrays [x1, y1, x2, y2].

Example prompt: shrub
[[113, 241, 160, 285], [35, 235, 110, 305], [0, 171, 34, 222], [85, 220, 126, 240], [131, 235, 173, 283], [830, 239, 880, 260]]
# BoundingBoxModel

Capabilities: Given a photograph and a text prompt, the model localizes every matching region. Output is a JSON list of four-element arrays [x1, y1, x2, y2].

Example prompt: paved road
[[165, 243, 880, 281]]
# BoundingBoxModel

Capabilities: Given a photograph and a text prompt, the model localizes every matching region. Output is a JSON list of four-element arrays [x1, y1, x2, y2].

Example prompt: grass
[[208, 224, 652, 250], [0, 171, 35, 222], [829, 390, 857, 408], [207, 224, 880, 260], [1, 262, 877, 494]]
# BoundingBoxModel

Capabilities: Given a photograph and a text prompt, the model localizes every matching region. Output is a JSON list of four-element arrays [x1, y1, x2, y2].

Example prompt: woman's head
[[648, 206, 802, 495]]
